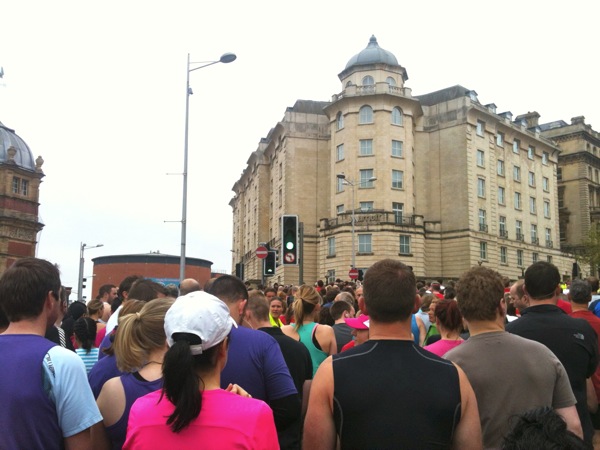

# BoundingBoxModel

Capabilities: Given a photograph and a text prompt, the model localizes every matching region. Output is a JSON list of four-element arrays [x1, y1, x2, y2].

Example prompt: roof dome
[[0, 122, 37, 172], [345, 35, 399, 69]]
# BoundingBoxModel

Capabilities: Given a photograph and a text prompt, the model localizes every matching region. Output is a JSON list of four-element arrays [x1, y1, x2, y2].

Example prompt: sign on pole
[[349, 268, 359, 280], [256, 246, 268, 259]]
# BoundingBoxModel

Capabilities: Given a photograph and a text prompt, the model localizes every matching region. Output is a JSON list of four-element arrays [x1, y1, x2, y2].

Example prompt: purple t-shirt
[[88, 353, 124, 399], [220, 326, 297, 401]]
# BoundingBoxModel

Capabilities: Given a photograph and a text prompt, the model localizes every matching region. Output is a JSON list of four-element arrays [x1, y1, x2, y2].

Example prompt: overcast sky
[[1, 0, 598, 299]]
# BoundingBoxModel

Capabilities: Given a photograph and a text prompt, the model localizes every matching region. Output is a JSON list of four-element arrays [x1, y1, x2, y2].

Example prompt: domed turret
[[0, 122, 37, 172], [345, 35, 399, 70]]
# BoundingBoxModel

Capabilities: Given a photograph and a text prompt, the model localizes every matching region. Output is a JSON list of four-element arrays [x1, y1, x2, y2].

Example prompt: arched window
[[362, 75, 374, 86], [346, 80, 353, 87], [386, 77, 396, 86], [391, 107, 403, 126], [336, 112, 344, 130], [359, 106, 373, 124]]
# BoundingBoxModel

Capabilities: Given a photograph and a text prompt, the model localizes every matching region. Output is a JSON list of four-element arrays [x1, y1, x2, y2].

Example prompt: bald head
[[179, 278, 201, 296]]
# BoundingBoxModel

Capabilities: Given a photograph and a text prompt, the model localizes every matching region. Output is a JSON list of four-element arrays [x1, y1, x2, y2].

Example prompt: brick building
[[0, 121, 45, 272], [91, 253, 212, 297]]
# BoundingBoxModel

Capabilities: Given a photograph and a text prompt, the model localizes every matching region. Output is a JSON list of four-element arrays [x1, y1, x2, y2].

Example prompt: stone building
[[0, 122, 44, 271], [539, 117, 600, 255], [230, 36, 573, 285]]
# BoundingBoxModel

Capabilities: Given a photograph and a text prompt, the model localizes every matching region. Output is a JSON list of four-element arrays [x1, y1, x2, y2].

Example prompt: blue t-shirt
[[220, 326, 297, 401]]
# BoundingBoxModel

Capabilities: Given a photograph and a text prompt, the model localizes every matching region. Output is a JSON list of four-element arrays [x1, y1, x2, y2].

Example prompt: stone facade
[[230, 36, 575, 285]]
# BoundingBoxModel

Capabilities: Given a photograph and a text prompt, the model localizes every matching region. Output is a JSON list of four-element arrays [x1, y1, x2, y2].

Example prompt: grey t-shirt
[[445, 331, 575, 449], [333, 323, 353, 352]]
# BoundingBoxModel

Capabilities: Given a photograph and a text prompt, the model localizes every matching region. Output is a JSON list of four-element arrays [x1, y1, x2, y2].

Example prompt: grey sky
[[1, 0, 598, 299]]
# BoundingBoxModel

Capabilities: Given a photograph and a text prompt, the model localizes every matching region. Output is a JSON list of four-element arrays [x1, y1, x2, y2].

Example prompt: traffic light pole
[[299, 221, 304, 285], [77, 243, 85, 302]]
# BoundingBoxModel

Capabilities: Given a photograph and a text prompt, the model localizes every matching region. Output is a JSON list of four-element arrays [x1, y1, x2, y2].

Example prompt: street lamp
[[180, 52, 236, 282], [78, 242, 103, 301], [336, 173, 377, 270]]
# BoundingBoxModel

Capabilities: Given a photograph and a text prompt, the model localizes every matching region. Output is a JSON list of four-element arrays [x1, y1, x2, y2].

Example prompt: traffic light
[[82, 277, 87, 289], [281, 215, 299, 265], [264, 251, 276, 276], [235, 263, 244, 280]]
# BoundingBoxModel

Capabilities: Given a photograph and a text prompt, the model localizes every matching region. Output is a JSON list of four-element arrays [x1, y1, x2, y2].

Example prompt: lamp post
[[336, 174, 377, 270], [180, 52, 236, 283], [78, 242, 103, 301]]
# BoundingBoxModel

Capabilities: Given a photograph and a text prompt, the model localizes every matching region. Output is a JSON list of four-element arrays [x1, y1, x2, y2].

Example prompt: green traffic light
[[286, 242, 294, 250]]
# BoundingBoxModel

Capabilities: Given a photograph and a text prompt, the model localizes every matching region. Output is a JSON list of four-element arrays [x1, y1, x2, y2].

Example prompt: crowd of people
[[1, 257, 600, 449]]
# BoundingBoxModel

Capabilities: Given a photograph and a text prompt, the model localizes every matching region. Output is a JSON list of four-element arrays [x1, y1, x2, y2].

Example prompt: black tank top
[[332, 340, 461, 449]]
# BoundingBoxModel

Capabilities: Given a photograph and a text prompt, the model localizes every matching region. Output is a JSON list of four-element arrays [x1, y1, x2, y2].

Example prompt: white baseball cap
[[164, 290, 236, 355]]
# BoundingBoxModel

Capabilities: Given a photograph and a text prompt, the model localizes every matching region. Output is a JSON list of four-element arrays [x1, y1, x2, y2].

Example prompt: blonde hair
[[114, 298, 174, 372], [292, 284, 321, 331], [86, 298, 104, 317]]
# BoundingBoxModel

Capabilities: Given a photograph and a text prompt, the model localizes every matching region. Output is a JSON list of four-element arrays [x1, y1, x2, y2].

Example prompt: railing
[[516, 233, 525, 241], [479, 223, 488, 232], [546, 240, 553, 248], [332, 85, 412, 101], [499, 230, 508, 238], [531, 237, 539, 245]]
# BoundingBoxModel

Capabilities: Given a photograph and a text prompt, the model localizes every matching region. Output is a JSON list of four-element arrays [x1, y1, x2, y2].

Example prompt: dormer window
[[468, 90, 478, 102], [362, 75, 374, 86]]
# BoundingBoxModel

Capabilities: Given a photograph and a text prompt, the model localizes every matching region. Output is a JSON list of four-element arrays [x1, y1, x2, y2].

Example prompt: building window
[[21, 180, 28, 196], [362, 75, 374, 86], [359, 105, 373, 124], [399, 235, 411, 255], [498, 186, 505, 205], [392, 170, 404, 189], [546, 228, 552, 247], [528, 145, 535, 159], [513, 165, 521, 182], [337, 177, 345, 193], [517, 249, 524, 267], [544, 200, 551, 218], [391, 140, 403, 157], [359, 169, 375, 188], [514, 192, 522, 210], [531, 224, 538, 243], [476, 120, 485, 137], [528, 172, 535, 187], [327, 269, 336, 284], [12, 177, 19, 194], [499, 216, 507, 237], [478, 178, 486, 198], [477, 149, 485, 167], [547, 255, 553, 263], [336, 112, 344, 130], [533, 252, 539, 263], [392, 202, 404, 223], [496, 132, 504, 146], [480, 241, 488, 260], [557, 168, 562, 181], [497, 160, 505, 176], [359, 139, 373, 156], [358, 234, 372, 253], [336, 144, 344, 161], [543, 177, 549, 192], [327, 237, 336, 256], [513, 139, 520, 154], [386, 77, 396, 86], [479, 209, 487, 232], [516, 220, 523, 240], [391, 107, 403, 126], [542, 151, 549, 165], [278, 188, 282, 208], [500, 246, 507, 264], [529, 197, 536, 214], [360, 201, 374, 212]]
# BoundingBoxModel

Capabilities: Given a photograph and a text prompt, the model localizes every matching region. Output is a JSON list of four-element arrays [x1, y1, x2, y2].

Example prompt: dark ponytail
[[161, 333, 221, 433]]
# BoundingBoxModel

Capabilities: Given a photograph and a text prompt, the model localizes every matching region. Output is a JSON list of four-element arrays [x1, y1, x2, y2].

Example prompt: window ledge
[[326, 254, 336, 259], [357, 252, 374, 256], [398, 253, 413, 257]]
